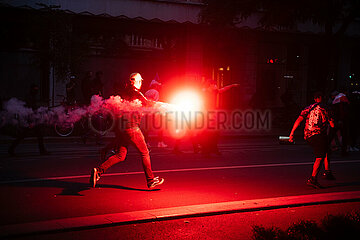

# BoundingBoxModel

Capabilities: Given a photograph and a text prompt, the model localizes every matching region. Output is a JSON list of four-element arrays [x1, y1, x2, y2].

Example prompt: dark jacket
[[120, 85, 151, 129]]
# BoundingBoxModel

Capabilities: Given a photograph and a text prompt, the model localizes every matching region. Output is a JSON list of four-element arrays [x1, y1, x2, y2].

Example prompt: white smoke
[[0, 95, 175, 129], [1, 98, 34, 127]]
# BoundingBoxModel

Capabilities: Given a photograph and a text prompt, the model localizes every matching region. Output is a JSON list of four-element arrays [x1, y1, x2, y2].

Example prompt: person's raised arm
[[218, 84, 240, 94]]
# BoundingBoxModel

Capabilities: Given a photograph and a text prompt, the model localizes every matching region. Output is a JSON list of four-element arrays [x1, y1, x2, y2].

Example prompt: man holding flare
[[90, 73, 164, 189]]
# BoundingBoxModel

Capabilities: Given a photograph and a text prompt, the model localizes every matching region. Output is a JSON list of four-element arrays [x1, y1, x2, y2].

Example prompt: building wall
[[1, 2, 359, 110], [1, 0, 203, 23], [184, 27, 203, 83], [0, 49, 43, 101]]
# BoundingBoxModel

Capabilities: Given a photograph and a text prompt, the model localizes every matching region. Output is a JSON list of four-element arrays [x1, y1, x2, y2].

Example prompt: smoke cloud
[[0, 95, 175, 129]]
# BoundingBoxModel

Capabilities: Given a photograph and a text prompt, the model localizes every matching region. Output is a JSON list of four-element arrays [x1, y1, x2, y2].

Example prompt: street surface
[[1, 134, 360, 238]]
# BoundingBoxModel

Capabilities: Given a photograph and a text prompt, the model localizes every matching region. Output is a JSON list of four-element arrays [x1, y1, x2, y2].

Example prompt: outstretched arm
[[136, 90, 155, 107], [289, 116, 304, 142], [218, 84, 240, 94]]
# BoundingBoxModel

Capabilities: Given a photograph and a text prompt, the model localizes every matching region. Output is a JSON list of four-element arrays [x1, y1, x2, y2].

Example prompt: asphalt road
[[1, 134, 360, 238]]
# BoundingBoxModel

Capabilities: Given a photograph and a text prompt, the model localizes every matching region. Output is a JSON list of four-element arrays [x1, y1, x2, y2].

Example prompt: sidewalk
[[1, 191, 359, 238]]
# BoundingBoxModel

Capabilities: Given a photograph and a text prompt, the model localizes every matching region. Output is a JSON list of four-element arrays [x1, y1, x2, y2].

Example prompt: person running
[[90, 73, 164, 189], [288, 91, 335, 188]]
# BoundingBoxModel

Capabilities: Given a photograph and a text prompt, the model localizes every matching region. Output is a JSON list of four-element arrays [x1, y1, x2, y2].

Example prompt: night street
[[2, 0, 360, 239], [1, 135, 360, 238]]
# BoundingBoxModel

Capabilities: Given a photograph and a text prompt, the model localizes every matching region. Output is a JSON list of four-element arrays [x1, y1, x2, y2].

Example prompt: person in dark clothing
[[348, 87, 360, 151], [66, 75, 78, 105], [90, 73, 164, 189], [81, 71, 93, 104], [329, 90, 350, 156], [200, 79, 239, 155], [289, 91, 335, 189], [92, 71, 104, 97], [80, 71, 105, 145], [8, 84, 50, 156]]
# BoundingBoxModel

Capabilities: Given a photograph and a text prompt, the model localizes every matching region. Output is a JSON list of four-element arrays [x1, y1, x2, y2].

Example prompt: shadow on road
[[3, 179, 160, 197]]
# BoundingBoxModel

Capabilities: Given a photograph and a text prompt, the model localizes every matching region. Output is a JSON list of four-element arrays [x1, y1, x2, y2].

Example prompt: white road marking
[[1, 160, 360, 184]]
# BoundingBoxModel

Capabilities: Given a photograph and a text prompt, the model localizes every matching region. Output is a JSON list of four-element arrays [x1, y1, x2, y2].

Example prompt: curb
[[1, 191, 360, 238]]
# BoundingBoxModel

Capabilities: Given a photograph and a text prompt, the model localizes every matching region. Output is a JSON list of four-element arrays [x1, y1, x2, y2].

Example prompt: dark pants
[[99, 127, 154, 182], [306, 134, 328, 158], [9, 125, 46, 153], [329, 121, 348, 154]]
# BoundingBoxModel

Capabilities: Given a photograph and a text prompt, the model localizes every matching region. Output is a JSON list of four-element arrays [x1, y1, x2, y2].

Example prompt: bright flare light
[[168, 90, 204, 139], [170, 90, 203, 113]]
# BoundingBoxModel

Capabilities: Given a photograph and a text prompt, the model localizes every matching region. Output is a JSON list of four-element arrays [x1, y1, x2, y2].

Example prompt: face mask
[[131, 74, 143, 90], [134, 79, 142, 90]]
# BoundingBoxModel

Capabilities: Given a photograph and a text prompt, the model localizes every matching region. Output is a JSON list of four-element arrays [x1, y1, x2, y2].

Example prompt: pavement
[[1, 190, 360, 238], [1, 127, 359, 238]]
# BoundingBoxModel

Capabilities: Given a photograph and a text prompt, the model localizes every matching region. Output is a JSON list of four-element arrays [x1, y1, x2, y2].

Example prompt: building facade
[[1, 0, 359, 113]]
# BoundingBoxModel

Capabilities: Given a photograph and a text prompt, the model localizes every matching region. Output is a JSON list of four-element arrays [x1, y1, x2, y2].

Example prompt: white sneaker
[[90, 168, 100, 188], [147, 176, 164, 189]]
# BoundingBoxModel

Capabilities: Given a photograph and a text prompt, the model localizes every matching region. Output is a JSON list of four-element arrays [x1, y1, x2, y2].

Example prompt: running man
[[90, 73, 164, 189]]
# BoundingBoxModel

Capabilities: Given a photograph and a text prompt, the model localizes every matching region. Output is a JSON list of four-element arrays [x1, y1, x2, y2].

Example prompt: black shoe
[[147, 176, 164, 189], [90, 168, 101, 188], [306, 177, 323, 189], [322, 170, 336, 180]]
